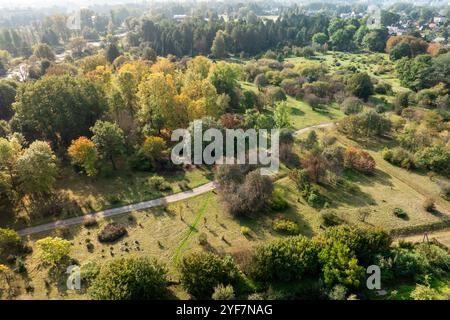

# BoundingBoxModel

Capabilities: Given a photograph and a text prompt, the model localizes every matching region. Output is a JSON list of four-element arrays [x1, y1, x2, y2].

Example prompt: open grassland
[[1, 167, 213, 230]]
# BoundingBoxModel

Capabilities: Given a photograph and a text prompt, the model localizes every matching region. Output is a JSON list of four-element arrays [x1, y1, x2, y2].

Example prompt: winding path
[[18, 122, 333, 237]]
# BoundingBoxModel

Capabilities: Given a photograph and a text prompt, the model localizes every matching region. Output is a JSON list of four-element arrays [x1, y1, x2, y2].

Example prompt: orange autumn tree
[[68, 136, 99, 176], [344, 147, 376, 174]]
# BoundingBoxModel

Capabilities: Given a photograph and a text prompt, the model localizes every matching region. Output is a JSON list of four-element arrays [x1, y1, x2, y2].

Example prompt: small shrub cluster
[[273, 218, 300, 235], [393, 208, 408, 219], [147, 176, 171, 192]]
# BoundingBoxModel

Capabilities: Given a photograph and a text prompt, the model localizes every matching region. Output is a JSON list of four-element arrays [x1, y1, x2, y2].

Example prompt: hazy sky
[[0, 0, 148, 9]]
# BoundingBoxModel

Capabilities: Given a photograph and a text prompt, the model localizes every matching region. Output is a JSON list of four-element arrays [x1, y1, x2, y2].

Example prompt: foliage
[[12, 75, 107, 148], [179, 251, 241, 299], [345, 72, 373, 101], [344, 147, 376, 174], [414, 145, 450, 175], [91, 121, 125, 170], [68, 137, 98, 176], [212, 284, 235, 300], [147, 176, 171, 192], [89, 257, 168, 300], [393, 208, 408, 219], [250, 236, 320, 283], [16, 141, 57, 196], [35, 237, 71, 265], [338, 111, 391, 138], [273, 218, 300, 235], [0, 228, 21, 258], [140, 136, 168, 168]]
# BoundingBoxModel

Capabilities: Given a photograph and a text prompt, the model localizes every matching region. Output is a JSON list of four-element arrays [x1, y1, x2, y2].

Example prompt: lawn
[[1, 166, 213, 230]]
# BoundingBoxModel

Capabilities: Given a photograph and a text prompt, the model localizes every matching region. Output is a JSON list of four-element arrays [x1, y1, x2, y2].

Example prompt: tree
[[33, 43, 55, 61], [179, 251, 241, 299], [319, 241, 365, 289], [68, 37, 87, 57], [36, 237, 71, 265], [16, 141, 57, 196], [250, 236, 320, 283], [362, 29, 388, 52], [301, 149, 328, 183], [341, 97, 363, 115], [345, 72, 373, 101], [0, 82, 16, 120], [344, 147, 376, 174], [0, 228, 21, 258], [105, 43, 120, 64], [91, 121, 125, 170], [389, 42, 412, 61], [395, 55, 435, 91], [386, 35, 428, 57], [142, 46, 157, 62], [12, 75, 107, 149], [89, 257, 168, 300], [273, 101, 291, 128], [68, 137, 99, 176], [211, 30, 227, 58], [254, 73, 268, 90], [312, 32, 328, 45], [140, 136, 168, 168], [415, 145, 450, 174]]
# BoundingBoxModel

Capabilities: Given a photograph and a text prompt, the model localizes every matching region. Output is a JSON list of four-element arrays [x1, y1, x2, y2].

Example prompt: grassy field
[[241, 81, 345, 129], [1, 167, 213, 230]]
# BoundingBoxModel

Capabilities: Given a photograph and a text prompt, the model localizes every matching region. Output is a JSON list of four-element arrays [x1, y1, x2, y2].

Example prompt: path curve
[[18, 122, 334, 236]]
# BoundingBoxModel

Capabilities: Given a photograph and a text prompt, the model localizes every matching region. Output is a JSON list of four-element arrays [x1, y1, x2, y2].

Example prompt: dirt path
[[17, 122, 334, 237]]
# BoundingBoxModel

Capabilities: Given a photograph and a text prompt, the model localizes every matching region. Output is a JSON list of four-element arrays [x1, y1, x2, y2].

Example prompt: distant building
[[433, 16, 446, 24]]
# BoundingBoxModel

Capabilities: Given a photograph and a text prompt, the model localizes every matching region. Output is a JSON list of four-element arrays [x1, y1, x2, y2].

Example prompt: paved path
[[18, 122, 334, 236]]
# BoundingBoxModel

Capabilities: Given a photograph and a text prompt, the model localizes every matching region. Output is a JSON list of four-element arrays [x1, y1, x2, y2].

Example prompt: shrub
[[382, 147, 414, 169], [178, 252, 241, 299], [344, 147, 376, 174], [341, 97, 364, 115], [240, 227, 251, 237], [80, 261, 100, 287], [415, 145, 450, 175], [393, 208, 408, 219], [97, 223, 127, 243], [89, 257, 168, 300], [0, 228, 21, 258], [249, 236, 320, 283], [321, 211, 343, 227], [147, 176, 171, 192], [423, 198, 436, 213], [273, 218, 300, 235], [198, 233, 208, 246], [268, 190, 289, 211], [212, 284, 235, 300], [415, 243, 450, 274], [390, 247, 429, 280]]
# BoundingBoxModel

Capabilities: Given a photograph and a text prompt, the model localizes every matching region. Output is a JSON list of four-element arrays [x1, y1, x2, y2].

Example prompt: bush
[[249, 236, 320, 283], [273, 218, 300, 235], [240, 227, 251, 237], [97, 223, 127, 243], [268, 190, 289, 211], [344, 147, 376, 174], [393, 208, 408, 219], [341, 97, 363, 115], [414, 145, 450, 175], [382, 147, 414, 169], [423, 198, 436, 213], [321, 211, 343, 227], [89, 257, 168, 300], [390, 247, 429, 280], [147, 176, 171, 192], [178, 252, 242, 299], [212, 284, 235, 300], [0, 228, 21, 258]]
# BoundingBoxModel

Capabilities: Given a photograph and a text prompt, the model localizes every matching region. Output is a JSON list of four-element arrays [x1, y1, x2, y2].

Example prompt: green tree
[[89, 257, 168, 300], [0, 82, 16, 120], [362, 29, 388, 52], [16, 141, 57, 196], [389, 42, 412, 61], [105, 43, 120, 64], [211, 30, 227, 58], [273, 101, 291, 128], [91, 121, 125, 170], [319, 241, 365, 289], [68, 137, 99, 176], [250, 236, 320, 283], [312, 32, 328, 45], [140, 136, 168, 168], [36, 237, 71, 265], [345, 72, 374, 101], [179, 251, 241, 299], [415, 145, 450, 174], [0, 228, 21, 258], [33, 43, 55, 61], [12, 75, 107, 148]]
